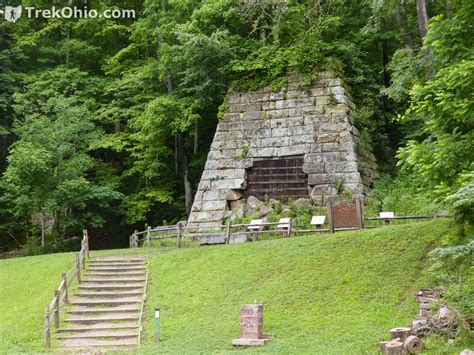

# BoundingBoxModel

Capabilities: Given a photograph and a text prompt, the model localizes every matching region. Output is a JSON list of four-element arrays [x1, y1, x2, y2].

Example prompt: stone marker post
[[232, 304, 273, 346], [240, 304, 263, 339]]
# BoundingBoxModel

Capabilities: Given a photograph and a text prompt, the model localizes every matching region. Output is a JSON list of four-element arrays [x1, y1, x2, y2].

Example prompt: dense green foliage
[[0, 0, 472, 250], [0, 220, 470, 353]]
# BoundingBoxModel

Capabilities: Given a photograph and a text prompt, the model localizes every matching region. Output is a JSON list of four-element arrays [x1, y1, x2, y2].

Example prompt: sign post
[[154, 308, 161, 342]]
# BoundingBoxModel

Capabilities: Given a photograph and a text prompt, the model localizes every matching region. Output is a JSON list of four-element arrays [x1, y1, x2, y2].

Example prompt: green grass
[[0, 220, 469, 353]]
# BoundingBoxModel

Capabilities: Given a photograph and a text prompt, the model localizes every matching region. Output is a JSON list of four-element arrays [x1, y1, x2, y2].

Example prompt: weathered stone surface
[[188, 71, 378, 230], [247, 196, 264, 215], [293, 198, 312, 210]]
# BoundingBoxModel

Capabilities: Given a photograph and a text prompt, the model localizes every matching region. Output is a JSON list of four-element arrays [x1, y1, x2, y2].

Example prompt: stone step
[[87, 267, 146, 272], [57, 331, 139, 339], [70, 299, 141, 306], [59, 338, 138, 348], [57, 323, 139, 332], [64, 315, 139, 323], [69, 306, 139, 314], [84, 271, 146, 277], [75, 291, 143, 298], [90, 258, 144, 263], [79, 284, 144, 291], [88, 263, 145, 267], [83, 278, 146, 283]]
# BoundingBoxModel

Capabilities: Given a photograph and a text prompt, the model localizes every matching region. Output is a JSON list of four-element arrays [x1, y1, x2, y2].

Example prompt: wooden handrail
[[138, 271, 149, 345], [44, 229, 89, 348]]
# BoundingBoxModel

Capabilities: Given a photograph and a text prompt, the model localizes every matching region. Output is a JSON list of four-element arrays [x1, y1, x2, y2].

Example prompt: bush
[[428, 237, 474, 322], [20, 236, 81, 256], [447, 172, 474, 224], [365, 173, 444, 217]]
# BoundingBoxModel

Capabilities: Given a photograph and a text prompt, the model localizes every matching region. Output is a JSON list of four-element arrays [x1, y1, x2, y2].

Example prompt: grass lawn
[[0, 219, 469, 353]]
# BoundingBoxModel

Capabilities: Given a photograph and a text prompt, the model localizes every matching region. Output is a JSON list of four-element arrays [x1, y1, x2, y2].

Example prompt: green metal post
[[154, 308, 161, 342]]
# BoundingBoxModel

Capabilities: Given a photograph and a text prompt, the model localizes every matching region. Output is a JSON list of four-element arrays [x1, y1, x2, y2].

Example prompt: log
[[390, 327, 412, 342], [385, 340, 403, 355], [379, 340, 391, 352], [403, 335, 424, 353]]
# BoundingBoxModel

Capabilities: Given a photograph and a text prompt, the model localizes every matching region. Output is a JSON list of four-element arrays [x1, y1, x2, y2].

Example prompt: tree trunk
[[416, 0, 429, 41], [403, 335, 424, 353], [40, 212, 45, 247], [390, 327, 412, 342], [384, 341, 403, 355], [193, 120, 199, 154], [166, 72, 193, 216], [177, 133, 193, 216]]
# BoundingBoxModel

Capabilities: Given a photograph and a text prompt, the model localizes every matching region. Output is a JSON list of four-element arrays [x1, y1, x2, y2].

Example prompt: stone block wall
[[188, 71, 377, 229]]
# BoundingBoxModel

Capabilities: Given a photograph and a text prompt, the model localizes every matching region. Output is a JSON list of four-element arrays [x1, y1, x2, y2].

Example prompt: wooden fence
[[130, 211, 450, 249], [44, 230, 89, 348], [129, 218, 301, 247]]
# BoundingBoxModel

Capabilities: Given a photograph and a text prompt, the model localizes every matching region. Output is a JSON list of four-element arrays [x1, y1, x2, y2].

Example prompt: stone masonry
[[188, 71, 377, 229]]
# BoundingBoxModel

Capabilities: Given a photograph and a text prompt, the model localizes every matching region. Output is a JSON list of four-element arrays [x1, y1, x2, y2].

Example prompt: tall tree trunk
[[40, 212, 45, 247], [193, 120, 199, 154], [416, 0, 429, 41], [393, 9, 413, 49], [177, 133, 193, 216], [166, 73, 193, 216]]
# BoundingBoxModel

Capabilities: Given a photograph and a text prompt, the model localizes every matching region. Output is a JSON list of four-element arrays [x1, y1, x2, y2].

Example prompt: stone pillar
[[240, 304, 263, 339]]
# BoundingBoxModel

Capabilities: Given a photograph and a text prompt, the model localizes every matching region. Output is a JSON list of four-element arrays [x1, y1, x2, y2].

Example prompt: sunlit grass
[[0, 220, 468, 353]]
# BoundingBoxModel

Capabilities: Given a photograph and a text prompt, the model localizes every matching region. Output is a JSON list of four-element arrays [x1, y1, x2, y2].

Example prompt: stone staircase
[[56, 256, 148, 351], [243, 157, 309, 200]]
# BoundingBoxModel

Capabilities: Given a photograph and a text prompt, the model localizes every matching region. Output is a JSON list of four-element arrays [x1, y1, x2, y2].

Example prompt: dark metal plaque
[[332, 200, 359, 228]]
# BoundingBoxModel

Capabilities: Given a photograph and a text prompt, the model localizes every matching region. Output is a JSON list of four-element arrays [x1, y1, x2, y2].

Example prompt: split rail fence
[[129, 219, 295, 248], [43, 230, 89, 348], [130, 204, 450, 249]]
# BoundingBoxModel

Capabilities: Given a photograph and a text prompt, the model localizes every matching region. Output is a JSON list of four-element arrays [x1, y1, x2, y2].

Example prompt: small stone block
[[232, 334, 273, 346]]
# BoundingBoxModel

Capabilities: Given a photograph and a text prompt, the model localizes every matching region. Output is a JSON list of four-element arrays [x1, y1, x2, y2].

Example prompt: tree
[[397, 0, 474, 202], [1, 67, 122, 244]]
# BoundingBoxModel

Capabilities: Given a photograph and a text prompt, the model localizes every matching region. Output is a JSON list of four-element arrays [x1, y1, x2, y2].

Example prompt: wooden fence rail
[[129, 211, 451, 249], [44, 230, 89, 348]]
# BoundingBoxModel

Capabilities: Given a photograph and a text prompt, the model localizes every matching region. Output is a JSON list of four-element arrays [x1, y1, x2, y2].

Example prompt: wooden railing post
[[147, 226, 152, 247], [76, 254, 81, 284], [53, 290, 60, 328], [225, 220, 231, 244], [133, 230, 138, 248], [83, 229, 89, 258], [81, 242, 86, 270], [327, 200, 335, 233], [62, 272, 68, 305], [287, 217, 293, 238], [355, 198, 364, 229], [176, 222, 182, 248], [44, 307, 50, 349]]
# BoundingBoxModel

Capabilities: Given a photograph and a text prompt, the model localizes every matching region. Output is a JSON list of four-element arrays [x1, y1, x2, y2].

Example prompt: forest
[[0, 0, 472, 251]]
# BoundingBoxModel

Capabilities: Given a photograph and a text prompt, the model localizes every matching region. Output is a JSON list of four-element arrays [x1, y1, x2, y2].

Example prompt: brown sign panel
[[332, 200, 360, 229]]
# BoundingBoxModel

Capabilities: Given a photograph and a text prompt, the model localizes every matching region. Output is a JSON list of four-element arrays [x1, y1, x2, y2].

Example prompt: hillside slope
[[0, 220, 465, 353]]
